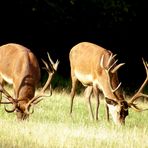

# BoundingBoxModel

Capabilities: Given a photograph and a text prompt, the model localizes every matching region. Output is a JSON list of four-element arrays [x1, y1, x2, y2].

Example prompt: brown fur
[[69, 42, 126, 124], [0, 43, 40, 120]]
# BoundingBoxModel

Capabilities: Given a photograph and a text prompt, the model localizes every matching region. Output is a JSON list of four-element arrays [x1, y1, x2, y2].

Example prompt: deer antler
[[128, 58, 148, 111], [100, 53, 125, 93], [25, 52, 59, 114], [0, 84, 18, 112]]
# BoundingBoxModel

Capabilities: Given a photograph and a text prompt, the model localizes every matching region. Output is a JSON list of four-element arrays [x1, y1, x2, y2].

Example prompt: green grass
[[0, 89, 148, 148]]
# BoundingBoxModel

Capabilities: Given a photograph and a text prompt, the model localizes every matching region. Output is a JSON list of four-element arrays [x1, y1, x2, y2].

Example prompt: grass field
[[0, 89, 148, 148]]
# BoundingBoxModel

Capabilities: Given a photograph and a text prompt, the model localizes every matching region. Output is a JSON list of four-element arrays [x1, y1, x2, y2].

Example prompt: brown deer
[[69, 42, 148, 125], [0, 43, 59, 120]]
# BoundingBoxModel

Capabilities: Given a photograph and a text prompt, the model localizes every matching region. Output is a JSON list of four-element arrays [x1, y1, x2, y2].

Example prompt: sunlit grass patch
[[0, 89, 148, 148]]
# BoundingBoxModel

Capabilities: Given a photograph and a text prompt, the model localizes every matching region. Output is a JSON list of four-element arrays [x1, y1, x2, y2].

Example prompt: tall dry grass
[[0, 89, 148, 148]]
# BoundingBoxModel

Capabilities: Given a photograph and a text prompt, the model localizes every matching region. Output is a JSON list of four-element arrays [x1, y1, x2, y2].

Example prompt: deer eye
[[105, 97, 118, 106], [121, 101, 129, 109]]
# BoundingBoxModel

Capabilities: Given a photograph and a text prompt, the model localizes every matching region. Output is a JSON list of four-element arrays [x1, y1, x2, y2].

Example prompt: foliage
[[14, 0, 137, 30], [0, 0, 148, 91]]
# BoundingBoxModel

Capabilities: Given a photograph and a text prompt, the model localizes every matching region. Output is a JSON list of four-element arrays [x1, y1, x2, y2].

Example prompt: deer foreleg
[[70, 77, 78, 115], [85, 86, 94, 120], [105, 104, 110, 122], [93, 86, 100, 120]]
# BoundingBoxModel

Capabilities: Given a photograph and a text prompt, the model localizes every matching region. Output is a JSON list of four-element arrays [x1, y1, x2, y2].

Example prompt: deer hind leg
[[70, 75, 78, 115], [84, 86, 94, 120], [0, 77, 4, 103], [93, 86, 100, 120], [105, 104, 110, 122]]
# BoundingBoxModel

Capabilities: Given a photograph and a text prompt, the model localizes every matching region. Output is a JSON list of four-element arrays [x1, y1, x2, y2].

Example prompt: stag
[[0, 43, 59, 120], [69, 42, 148, 125]]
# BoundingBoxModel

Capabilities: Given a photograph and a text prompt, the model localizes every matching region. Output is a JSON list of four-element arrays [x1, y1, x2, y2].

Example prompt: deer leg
[[0, 78, 4, 103], [84, 86, 94, 120], [0, 87, 2, 103], [105, 103, 110, 122], [93, 86, 100, 120], [70, 76, 78, 115]]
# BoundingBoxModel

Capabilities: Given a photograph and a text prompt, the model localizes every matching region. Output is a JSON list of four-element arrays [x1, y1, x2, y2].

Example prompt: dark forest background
[[0, 0, 148, 93]]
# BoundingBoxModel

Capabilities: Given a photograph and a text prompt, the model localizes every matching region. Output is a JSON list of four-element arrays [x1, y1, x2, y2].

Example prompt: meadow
[[0, 88, 148, 148]]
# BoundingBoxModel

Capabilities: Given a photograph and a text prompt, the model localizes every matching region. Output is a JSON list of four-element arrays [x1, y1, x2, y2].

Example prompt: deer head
[[104, 58, 148, 125]]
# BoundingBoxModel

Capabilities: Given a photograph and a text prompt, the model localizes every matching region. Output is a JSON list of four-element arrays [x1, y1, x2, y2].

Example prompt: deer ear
[[105, 97, 118, 106]]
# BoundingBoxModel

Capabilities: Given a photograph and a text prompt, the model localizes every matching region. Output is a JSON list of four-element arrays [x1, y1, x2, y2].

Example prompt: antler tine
[[107, 53, 117, 67], [129, 58, 148, 104], [4, 104, 17, 113], [111, 63, 125, 73], [0, 84, 17, 104], [41, 59, 50, 72], [101, 53, 117, 70], [54, 59, 60, 71], [142, 58, 148, 77], [108, 59, 118, 72], [47, 52, 54, 66], [47, 52, 60, 71], [107, 53, 125, 73], [111, 82, 122, 93], [106, 53, 112, 67], [45, 52, 60, 72]]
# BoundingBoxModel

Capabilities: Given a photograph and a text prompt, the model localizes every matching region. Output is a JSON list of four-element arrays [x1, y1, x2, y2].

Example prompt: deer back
[[0, 43, 40, 100]]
